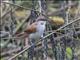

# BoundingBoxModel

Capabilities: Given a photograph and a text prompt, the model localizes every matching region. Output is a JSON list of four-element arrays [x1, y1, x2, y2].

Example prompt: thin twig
[[2, 1, 31, 10]]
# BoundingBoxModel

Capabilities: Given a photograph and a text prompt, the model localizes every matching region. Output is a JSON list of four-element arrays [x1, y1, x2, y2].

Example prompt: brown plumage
[[16, 22, 37, 37], [24, 22, 37, 34]]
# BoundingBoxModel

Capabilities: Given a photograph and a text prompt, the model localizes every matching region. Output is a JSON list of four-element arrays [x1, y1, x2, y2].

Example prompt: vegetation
[[0, 0, 80, 60]]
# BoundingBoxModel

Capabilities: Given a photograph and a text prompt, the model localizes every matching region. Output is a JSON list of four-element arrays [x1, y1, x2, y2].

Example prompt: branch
[[1, 2, 23, 19], [2, 1, 31, 10]]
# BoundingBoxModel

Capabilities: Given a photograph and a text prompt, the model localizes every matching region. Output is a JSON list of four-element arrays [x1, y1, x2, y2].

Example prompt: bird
[[28, 20, 46, 41], [15, 16, 47, 54], [28, 15, 47, 41], [16, 15, 46, 39]]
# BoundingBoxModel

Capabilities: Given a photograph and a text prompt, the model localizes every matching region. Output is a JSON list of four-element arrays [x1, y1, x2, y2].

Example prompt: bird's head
[[36, 15, 47, 27], [36, 15, 47, 21]]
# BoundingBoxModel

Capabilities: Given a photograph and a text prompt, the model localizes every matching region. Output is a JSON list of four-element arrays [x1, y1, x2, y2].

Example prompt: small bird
[[29, 15, 47, 40], [16, 15, 46, 39], [29, 20, 46, 41]]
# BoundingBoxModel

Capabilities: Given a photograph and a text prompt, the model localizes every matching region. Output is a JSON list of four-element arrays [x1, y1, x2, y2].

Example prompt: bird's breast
[[29, 32, 41, 40]]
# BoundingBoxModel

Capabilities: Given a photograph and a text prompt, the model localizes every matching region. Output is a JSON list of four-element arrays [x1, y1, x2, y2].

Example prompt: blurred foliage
[[1, 0, 80, 60]]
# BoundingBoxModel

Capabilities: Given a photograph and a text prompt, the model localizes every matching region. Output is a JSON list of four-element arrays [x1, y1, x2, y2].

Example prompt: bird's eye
[[41, 23, 44, 25]]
